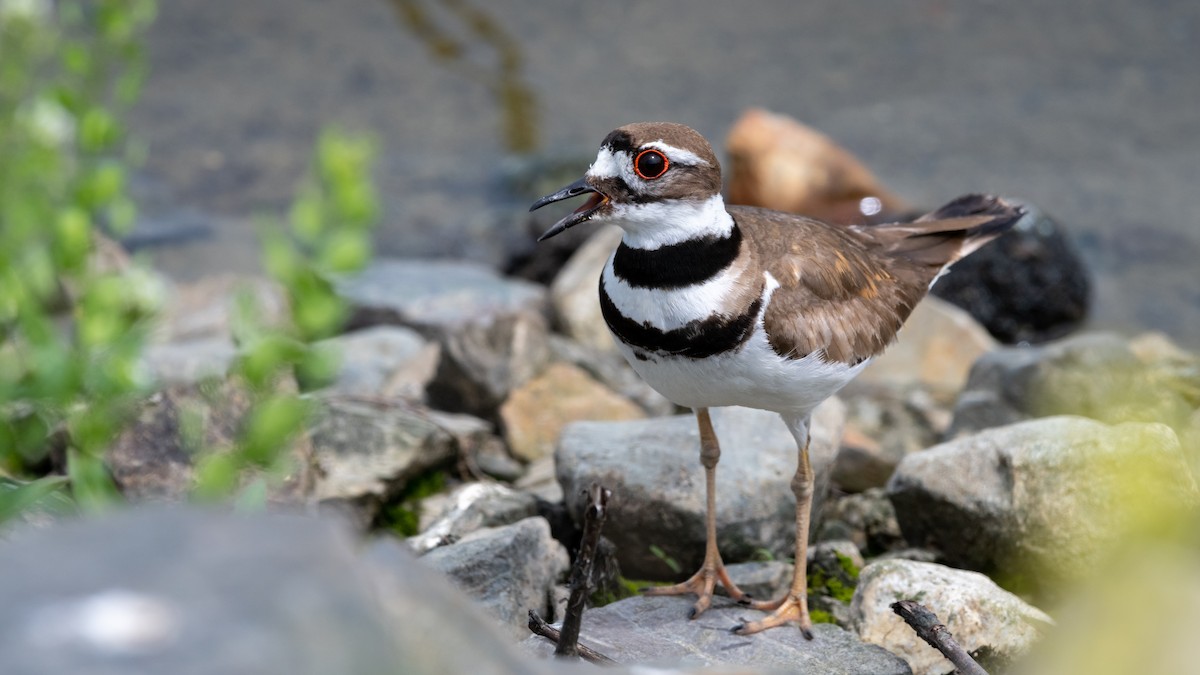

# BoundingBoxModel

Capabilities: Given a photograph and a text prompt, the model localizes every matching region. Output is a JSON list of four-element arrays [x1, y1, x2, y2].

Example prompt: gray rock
[[816, 488, 906, 557], [0, 508, 406, 675], [337, 259, 554, 419], [141, 337, 237, 386], [888, 416, 1199, 594], [835, 386, 947, 492], [556, 400, 845, 579], [425, 310, 554, 419], [548, 335, 676, 417], [308, 395, 461, 519], [108, 378, 312, 503], [851, 559, 1054, 675], [409, 482, 539, 554], [153, 274, 288, 344], [420, 517, 570, 639], [548, 225, 622, 352], [514, 456, 562, 503], [521, 595, 911, 674], [948, 332, 1197, 440], [319, 325, 439, 401], [339, 258, 547, 334], [424, 409, 518, 481], [724, 560, 793, 601]]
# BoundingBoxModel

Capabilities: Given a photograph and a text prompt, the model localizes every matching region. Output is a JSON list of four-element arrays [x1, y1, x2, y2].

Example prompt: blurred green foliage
[[1, 0, 159, 516], [193, 128, 379, 502], [0, 1, 380, 520]]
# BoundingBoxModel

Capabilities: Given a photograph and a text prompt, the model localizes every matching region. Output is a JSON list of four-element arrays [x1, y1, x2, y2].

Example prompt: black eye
[[633, 149, 669, 180]]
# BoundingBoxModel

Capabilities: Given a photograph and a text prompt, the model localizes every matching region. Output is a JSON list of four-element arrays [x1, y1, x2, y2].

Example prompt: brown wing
[[738, 195, 1021, 365]]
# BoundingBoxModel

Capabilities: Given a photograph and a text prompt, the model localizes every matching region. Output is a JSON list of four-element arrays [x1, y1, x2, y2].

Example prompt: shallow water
[[129, 0, 1200, 346]]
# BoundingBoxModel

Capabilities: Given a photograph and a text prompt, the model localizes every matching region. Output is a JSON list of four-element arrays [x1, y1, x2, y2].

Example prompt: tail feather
[[857, 194, 1025, 268]]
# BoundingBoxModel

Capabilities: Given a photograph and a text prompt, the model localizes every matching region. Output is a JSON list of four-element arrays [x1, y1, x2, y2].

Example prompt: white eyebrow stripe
[[643, 141, 709, 166], [586, 147, 621, 179]]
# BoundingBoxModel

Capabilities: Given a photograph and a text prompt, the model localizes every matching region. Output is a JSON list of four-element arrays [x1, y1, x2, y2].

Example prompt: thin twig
[[557, 484, 611, 658], [891, 600, 989, 675], [527, 610, 618, 666]]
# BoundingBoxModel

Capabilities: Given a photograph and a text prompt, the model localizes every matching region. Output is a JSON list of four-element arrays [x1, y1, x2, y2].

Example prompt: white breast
[[608, 271, 868, 417]]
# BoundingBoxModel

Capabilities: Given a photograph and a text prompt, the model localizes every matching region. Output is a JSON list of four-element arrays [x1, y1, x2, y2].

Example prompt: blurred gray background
[[129, 0, 1200, 345]]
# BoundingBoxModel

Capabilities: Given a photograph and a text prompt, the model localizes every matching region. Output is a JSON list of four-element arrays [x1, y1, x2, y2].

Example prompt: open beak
[[529, 177, 609, 241]]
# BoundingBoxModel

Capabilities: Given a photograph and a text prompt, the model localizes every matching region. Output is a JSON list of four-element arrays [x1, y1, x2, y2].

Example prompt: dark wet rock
[[521, 595, 911, 674], [948, 332, 1198, 441], [888, 417, 1199, 595], [108, 377, 312, 503], [555, 400, 845, 580], [307, 395, 463, 523], [0, 509, 408, 675], [931, 203, 1091, 344], [409, 482, 539, 555], [852, 559, 1053, 675], [807, 540, 864, 627], [420, 517, 569, 639], [548, 335, 676, 416], [816, 488, 906, 558], [499, 362, 644, 462], [319, 325, 439, 401]]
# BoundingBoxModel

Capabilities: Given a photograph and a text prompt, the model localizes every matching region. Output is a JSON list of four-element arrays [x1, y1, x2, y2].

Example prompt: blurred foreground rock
[[556, 400, 845, 579], [949, 332, 1199, 444], [888, 416, 1199, 595], [852, 559, 1053, 675], [522, 595, 911, 674], [0, 507, 550, 675]]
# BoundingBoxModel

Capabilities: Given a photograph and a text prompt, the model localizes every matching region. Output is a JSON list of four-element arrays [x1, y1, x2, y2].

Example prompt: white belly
[[613, 321, 868, 417]]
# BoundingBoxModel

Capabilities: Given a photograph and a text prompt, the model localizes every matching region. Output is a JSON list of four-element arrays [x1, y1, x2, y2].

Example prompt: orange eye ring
[[633, 149, 670, 180]]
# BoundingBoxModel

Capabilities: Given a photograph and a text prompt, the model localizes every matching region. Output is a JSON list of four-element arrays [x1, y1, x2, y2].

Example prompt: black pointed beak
[[529, 177, 609, 241]]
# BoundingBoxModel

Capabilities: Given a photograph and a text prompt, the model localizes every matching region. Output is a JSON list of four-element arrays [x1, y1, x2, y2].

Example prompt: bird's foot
[[641, 558, 751, 619], [730, 591, 813, 638]]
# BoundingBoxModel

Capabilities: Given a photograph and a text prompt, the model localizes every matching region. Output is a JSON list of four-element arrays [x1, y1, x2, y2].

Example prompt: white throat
[[610, 194, 734, 250]]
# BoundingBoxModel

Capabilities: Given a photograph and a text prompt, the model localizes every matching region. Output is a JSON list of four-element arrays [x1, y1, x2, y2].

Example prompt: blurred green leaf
[[0, 476, 73, 525]]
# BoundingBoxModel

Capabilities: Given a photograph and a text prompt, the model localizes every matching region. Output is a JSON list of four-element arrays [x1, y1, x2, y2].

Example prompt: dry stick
[[526, 484, 618, 664], [527, 610, 618, 666], [557, 484, 611, 658], [891, 600, 989, 675]]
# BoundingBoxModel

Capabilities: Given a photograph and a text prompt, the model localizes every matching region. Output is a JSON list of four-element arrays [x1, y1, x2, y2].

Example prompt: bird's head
[[530, 122, 724, 243]]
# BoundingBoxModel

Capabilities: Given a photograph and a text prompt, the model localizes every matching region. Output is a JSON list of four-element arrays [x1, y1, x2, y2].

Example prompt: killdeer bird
[[530, 122, 1022, 637]]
